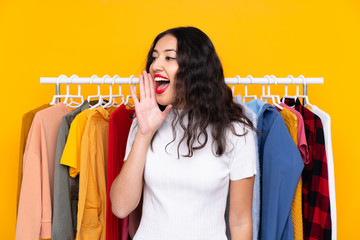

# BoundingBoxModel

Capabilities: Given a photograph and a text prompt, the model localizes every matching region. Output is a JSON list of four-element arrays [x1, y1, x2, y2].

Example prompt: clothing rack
[[40, 75, 324, 100]]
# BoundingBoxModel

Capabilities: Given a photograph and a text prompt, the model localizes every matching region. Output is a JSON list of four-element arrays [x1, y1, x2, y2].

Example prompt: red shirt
[[106, 104, 135, 240], [285, 99, 331, 240]]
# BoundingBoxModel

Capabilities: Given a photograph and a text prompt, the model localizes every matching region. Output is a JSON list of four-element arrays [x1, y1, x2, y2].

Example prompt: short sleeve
[[124, 118, 138, 161], [229, 126, 257, 181], [60, 117, 82, 178]]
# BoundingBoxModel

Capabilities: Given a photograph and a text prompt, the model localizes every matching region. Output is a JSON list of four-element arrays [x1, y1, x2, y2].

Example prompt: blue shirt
[[247, 100, 304, 240]]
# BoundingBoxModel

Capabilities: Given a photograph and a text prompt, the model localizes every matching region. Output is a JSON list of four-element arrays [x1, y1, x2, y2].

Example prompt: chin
[[155, 96, 173, 107], [156, 101, 172, 107]]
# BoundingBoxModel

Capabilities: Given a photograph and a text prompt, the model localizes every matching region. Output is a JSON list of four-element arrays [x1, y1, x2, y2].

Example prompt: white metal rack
[[40, 74, 324, 99]]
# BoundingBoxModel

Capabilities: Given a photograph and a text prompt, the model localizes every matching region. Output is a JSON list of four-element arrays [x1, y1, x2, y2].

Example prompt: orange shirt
[[17, 104, 49, 214], [16, 103, 71, 240], [75, 107, 113, 240], [279, 108, 303, 240]]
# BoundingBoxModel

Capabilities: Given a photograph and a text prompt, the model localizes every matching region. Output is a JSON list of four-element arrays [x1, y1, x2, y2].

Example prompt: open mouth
[[154, 75, 170, 94]]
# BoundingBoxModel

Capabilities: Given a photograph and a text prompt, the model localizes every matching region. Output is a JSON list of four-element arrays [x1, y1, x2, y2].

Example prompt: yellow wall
[[1, 0, 359, 239]]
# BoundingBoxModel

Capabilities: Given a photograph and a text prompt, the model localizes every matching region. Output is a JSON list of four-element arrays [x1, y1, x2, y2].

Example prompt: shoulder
[[228, 121, 254, 138], [225, 122, 256, 153]]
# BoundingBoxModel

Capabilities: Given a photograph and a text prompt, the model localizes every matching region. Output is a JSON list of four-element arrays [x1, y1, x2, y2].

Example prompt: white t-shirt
[[124, 110, 257, 240], [311, 106, 336, 240]]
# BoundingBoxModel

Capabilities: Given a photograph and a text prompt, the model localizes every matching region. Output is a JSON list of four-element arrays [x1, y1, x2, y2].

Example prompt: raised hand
[[130, 70, 172, 138]]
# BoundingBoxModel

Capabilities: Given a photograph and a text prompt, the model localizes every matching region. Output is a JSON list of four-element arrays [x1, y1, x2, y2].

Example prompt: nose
[[151, 57, 164, 72]]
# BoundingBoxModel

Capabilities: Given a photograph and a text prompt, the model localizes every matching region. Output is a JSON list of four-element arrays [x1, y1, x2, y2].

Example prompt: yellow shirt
[[75, 107, 111, 240], [279, 108, 303, 240], [61, 107, 116, 177], [60, 106, 115, 239], [61, 108, 92, 177]]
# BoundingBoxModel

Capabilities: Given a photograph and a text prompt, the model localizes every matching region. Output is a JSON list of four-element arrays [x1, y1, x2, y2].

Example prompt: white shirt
[[311, 105, 337, 240], [124, 110, 257, 240]]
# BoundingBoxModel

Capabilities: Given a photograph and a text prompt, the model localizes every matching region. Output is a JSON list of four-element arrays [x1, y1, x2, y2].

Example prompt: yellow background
[[1, 0, 359, 239]]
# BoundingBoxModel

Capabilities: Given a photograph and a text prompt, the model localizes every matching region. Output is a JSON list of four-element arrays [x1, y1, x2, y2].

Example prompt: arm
[[110, 71, 172, 218], [229, 175, 255, 240], [110, 131, 150, 218]]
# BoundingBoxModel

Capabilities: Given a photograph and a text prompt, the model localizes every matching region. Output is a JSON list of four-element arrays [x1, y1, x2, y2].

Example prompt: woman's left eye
[[166, 56, 176, 60]]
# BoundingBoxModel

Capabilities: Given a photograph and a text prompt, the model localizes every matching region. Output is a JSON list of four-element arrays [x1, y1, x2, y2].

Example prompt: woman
[[110, 26, 257, 240]]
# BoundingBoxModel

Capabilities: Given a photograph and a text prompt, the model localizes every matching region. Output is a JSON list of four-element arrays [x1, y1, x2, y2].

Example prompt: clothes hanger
[[242, 75, 257, 102], [232, 75, 241, 100], [88, 75, 104, 109], [281, 75, 298, 103], [108, 75, 125, 107], [294, 75, 314, 108], [231, 76, 238, 99], [260, 75, 283, 110], [100, 75, 116, 109], [124, 75, 136, 108], [101, 75, 125, 108], [49, 74, 83, 107], [231, 83, 236, 98], [63, 75, 84, 108], [50, 75, 68, 105]]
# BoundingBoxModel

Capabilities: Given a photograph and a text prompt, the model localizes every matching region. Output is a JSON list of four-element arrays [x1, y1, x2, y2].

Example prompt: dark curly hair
[[145, 26, 255, 158]]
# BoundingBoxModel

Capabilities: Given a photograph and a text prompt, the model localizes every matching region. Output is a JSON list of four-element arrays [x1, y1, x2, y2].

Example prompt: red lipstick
[[154, 74, 168, 79], [154, 74, 170, 94]]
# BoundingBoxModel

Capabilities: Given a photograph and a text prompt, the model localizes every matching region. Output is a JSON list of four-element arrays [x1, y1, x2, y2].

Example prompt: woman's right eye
[[152, 56, 157, 60]]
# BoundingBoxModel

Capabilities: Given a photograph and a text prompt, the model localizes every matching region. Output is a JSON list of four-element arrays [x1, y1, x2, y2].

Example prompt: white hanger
[[232, 75, 241, 99], [50, 75, 83, 107], [295, 75, 314, 108], [281, 75, 313, 108], [281, 75, 298, 103], [124, 75, 136, 108], [88, 75, 104, 109], [109, 75, 125, 107], [101, 75, 125, 108], [64, 75, 84, 108], [100, 75, 115, 109], [50, 75, 67, 105], [242, 75, 257, 102], [260, 75, 283, 110], [231, 77, 236, 97]]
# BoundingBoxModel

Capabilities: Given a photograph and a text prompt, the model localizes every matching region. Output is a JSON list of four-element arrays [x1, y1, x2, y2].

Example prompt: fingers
[[130, 85, 139, 105], [139, 74, 145, 100], [148, 73, 155, 99], [143, 70, 151, 99]]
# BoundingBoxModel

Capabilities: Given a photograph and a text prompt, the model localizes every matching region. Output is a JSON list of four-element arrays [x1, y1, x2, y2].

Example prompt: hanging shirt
[[124, 109, 257, 240], [60, 108, 93, 177], [52, 100, 89, 240], [233, 96, 260, 240], [107, 104, 135, 240], [278, 104, 309, 239], [277, 107, 304, 240], [284, 98, 332, 240], [278, 107, 298, 143], [75, 107, 112, 240], [280, 103, 309, 164], [247, 99, 304, 240], [17, 104, 49, 215], [311, 105, 336, 240], [15, 103, 71, 240]]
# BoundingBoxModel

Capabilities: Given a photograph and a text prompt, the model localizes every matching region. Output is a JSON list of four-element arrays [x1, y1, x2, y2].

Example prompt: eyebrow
[[153, 49, 177, 53]]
